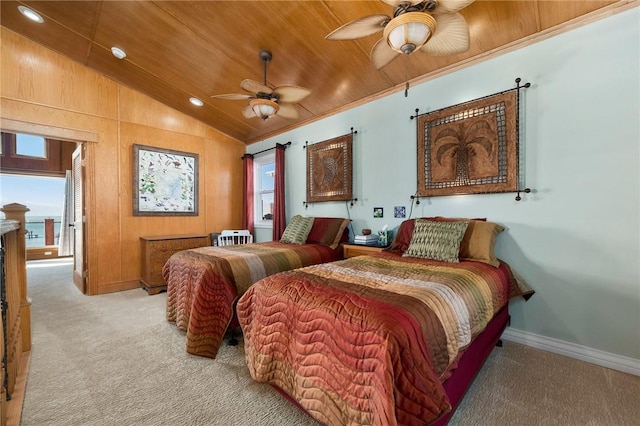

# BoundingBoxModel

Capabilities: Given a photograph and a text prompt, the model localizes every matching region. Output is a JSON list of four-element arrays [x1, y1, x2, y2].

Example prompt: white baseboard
[[502, 327, 640, 377]]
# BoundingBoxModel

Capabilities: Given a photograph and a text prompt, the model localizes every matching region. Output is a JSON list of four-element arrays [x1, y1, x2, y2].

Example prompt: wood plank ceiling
[[0, 1, 627, 144]]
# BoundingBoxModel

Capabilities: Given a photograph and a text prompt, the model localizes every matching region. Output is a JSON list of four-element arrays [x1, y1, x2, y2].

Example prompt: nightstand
[[342, 243, 387, 259]]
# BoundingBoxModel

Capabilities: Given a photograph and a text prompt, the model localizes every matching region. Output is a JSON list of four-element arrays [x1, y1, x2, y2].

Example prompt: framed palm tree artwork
[[306, 132, 353, 203], [416, 88, 520, 197]]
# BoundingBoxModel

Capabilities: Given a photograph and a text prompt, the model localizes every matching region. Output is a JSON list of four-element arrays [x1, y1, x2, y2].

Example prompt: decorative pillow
[[306, 217, 350, 250], [280, 215, 314, 245], [388, 216, 486, 253], [459, 220, 504, 267], [423, 216, 503, 266], [388, 219, 417, 253], [402, 219, 469, 262]]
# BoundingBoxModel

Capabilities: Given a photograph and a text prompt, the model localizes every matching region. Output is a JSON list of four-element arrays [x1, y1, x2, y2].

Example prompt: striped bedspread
[[237, 251, 533, 426], [164, 242, 342, 358]]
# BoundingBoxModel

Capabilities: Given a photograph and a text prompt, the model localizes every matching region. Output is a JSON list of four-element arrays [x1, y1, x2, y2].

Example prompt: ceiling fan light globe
[[250, 98, 280, 120], [384, 12, 436, 55]]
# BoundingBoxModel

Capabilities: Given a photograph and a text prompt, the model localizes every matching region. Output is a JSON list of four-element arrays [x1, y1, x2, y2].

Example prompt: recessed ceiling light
[[18, 6, 44, 23], [189, 97, 204, 107], [111, 47, 126, 60]]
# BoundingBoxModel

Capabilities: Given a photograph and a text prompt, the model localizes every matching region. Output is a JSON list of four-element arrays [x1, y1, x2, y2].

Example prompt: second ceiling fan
[[212, 50, 311, 121]]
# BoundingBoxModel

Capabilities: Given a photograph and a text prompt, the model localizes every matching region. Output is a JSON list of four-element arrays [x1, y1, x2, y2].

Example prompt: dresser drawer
[[140, 235, 209, 294]]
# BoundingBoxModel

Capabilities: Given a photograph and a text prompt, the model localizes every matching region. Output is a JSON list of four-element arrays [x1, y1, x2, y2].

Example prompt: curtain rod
[[243, 141, 291, 159]]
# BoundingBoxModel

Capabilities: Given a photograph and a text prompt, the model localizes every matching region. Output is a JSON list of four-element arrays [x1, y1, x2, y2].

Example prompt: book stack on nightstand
[[353, 234, 380, 245]]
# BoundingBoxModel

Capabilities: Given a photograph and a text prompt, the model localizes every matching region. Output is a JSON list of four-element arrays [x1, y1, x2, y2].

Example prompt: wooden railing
[[0, 203, 31, 426]]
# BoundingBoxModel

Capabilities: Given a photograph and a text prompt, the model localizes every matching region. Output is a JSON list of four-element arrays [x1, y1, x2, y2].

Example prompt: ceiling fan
[[326, 0, 475, 70], [211, 50, 311, 121]]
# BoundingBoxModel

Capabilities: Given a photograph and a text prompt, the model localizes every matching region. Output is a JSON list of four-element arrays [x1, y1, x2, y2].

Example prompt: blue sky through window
[[261, 162, 275, 190], [0, 174, 65, 218], [16, 134, 46, 157]]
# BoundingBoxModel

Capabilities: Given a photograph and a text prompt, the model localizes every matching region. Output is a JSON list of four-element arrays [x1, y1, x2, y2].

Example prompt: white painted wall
[[248, 9, 640, 361]]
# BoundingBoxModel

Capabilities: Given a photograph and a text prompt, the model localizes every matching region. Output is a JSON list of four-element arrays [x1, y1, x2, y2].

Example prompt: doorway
[[0, 127, 89, 294]]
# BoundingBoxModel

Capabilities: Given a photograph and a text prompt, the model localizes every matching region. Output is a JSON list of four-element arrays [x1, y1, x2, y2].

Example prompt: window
[[15, 133, 47, 158], [253, 153, 275, 227], [0, 174, 65, 248]]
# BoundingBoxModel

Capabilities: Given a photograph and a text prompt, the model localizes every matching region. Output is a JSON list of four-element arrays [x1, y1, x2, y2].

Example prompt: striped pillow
[[280, 215, 314, 244], [403, 219, 469, 262], [305, 217, 350, 250]]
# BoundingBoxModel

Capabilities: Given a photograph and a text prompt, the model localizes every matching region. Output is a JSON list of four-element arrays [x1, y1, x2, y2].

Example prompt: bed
[[164, 216, 350, 358], [237, 217, 534, 425]]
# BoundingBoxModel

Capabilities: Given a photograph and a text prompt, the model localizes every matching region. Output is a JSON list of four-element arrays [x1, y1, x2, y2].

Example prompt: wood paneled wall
[[0, 28, 246, 295]]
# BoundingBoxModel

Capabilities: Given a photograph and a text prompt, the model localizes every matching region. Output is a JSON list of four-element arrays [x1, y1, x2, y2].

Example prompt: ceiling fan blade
[[211, 93, 253, 101], [242, 104, 257, 119], [380, 0, 423, 6], [421, 12, 470, 56], [433, 0, 475, 14], [276, 103, 300, 120], [240, 79, 273, 95], [326, 14, 390, 40], [370, 38, 400, 70], [272, 85, 312, 103]]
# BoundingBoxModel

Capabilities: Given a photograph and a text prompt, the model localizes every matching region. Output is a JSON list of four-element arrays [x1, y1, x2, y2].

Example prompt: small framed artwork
[[373, 207, 384, 218], [133, 144, 199, 216], [394, 206, 406, 218]]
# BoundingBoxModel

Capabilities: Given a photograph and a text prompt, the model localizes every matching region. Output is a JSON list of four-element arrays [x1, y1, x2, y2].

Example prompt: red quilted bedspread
[[164, 242, 342, 358], [237, 252, 533, 425]]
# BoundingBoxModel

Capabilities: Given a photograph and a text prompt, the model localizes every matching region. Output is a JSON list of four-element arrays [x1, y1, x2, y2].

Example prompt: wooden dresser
[[140, 234, 210, 295]]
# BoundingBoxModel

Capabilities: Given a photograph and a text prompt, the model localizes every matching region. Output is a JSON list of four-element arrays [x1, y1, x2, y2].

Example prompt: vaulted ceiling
[[0, 1, 627, 144]]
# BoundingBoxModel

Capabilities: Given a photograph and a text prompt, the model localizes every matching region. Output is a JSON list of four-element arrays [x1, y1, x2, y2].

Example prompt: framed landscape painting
[[133, 144, 199, 216]]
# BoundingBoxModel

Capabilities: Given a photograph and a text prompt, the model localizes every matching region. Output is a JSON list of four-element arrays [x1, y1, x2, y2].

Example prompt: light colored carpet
[[21, 258, 640, 425]]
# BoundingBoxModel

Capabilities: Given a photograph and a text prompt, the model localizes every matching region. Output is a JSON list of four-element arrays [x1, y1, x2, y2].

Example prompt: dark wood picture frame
[[416, 89, 518, 197], [306, 133, 353, 203], [133, 144, 199, 216]]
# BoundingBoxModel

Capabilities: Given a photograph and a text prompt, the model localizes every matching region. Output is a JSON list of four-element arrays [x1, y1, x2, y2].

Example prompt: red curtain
[[272, 143, 286, 241], [242, 154, 254, 235]]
